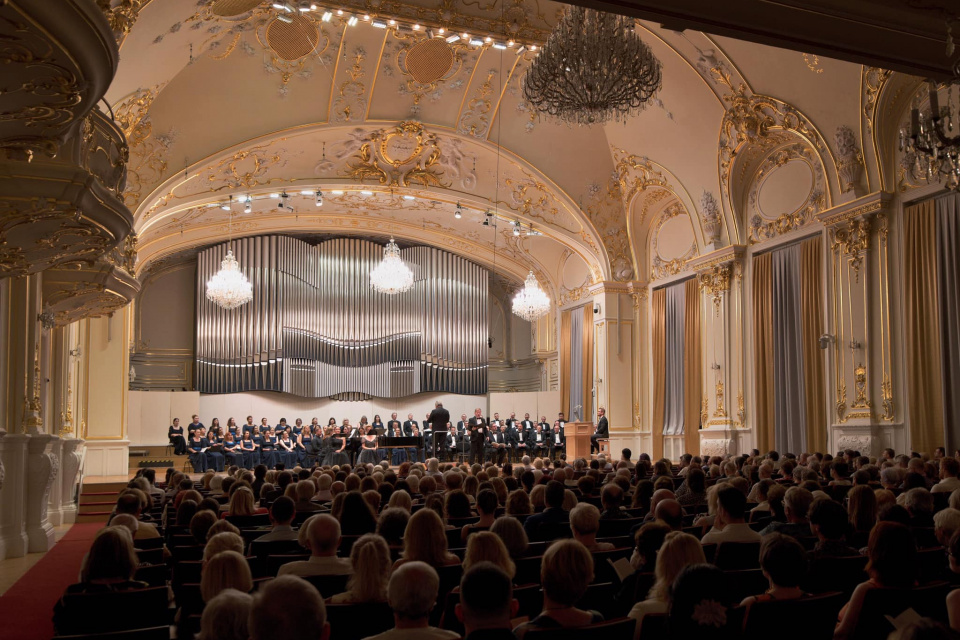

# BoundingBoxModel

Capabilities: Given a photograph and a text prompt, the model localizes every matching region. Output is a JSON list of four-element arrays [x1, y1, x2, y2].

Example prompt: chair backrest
[[723, 568, 769, 603], [636, 612, 667, 640], [266, 553, 311, 577], [917, 546, 949, 583], [802, 555, 867, 597], [302, 573, 350, 599], [713, 541, 761, 570], [171, 545, 204, 562], [224, 514, 270, 528], [55, 587, 170, 635], [597, 518, 645, 538], [590, 547, 634, 584], [849, 582, 951, 640], [514, 555, 544, 585], [574, 582, 618, 620], [249, 538, 307, 560], [324, 602, 394, 640], [135, 548, 164, 565], [742, 591, 846, 640], [523, 616, 636, 640], [134, 563, 168, 588], [536, 521, 573, 542], [132, 536, 165, 551], [53, 625, 171, 640]]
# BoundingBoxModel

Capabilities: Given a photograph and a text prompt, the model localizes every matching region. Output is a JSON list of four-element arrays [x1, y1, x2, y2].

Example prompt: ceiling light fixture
[[321, 10, 332, 21], [469, 38, 484, 47], [220, 197, 232, 211], [331, 190, 344, 195], [513, 220, 521, 235], [523, 6, 662, 125], [347, 14, 358, 26], [446, 34, 460, 43], [206, 195, 252, 310], [455, 202, 463, 219], [512, 271, 551, 321], [315, 189, 323, 206], [360, 190, 373, 195], [276, 13, 293, 23], [372, 19, 387, 28], [244, 198, 252, 213], [370, 238, 414, 295], [412, 24, 420, 30], [493, 42, 507, 50], [403, 195, 416, 200]]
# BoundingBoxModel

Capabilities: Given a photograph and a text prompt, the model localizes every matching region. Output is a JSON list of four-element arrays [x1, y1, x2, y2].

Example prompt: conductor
[[427, 401, 450, 458], [468, 408, 487, 465]]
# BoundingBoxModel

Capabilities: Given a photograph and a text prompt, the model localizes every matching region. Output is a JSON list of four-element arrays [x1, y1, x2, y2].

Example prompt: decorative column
[[816, 191, 897, 456], [689, 245, 748, 458], [591, 281, 643, 456]]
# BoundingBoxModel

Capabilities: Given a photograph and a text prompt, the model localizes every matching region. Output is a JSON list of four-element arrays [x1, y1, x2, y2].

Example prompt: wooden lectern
[[566, 422, 593, 460]]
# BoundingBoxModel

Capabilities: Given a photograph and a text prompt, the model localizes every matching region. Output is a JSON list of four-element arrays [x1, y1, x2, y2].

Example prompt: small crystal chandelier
[[522, 6, 662, 126], [901, 79, 960, 190], [370, 237, 414, 294], [205, 197, 253, 310], [512, 271, 551, 321]]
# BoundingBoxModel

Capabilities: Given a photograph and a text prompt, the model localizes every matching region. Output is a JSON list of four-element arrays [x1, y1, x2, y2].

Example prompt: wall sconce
[[849, 339, 862, 351], [710, 363, 721, 370], [818, 334, 835, 350]]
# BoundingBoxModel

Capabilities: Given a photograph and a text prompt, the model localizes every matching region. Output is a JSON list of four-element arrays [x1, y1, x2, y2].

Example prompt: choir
[[168, 410, 570, 471]]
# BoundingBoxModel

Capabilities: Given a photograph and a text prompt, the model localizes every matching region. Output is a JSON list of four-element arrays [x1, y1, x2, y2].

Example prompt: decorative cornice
[[815, 191, 891, 227], [687, 244, 746, 273]]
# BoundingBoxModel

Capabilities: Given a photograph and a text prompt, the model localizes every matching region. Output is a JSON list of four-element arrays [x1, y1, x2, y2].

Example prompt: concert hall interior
[[3, 0, 960, 638]]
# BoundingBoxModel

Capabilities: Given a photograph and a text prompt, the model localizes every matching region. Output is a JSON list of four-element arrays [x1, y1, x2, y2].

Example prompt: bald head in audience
[[655, 498, 683, 531], [307, 514, 341, 557]]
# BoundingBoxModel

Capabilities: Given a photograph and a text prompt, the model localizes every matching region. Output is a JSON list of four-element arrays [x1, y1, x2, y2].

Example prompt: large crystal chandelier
[[902, 79, 960, 190], [205, 197, 253, 309], [522, 6, 662, 126], [512, 271, 551, 321], [370, 237, 414, 294]]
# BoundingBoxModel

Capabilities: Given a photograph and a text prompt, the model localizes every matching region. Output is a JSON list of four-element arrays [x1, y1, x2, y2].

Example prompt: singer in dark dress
[[168, 418, 187, 455]]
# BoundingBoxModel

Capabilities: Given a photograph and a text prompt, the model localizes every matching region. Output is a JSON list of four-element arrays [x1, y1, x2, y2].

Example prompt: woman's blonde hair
[[490, 516, 529, 558], [228, 487, 256, 516], [530, 484, 546, 509], [650, 531, 706, 600], [541, 539, 593, 605], [464, 531, 515, 578], [562, 489, 578, 511], [463, 475, 479, 498], [345, 533, 391, 602], [204, 531, 245, 561], [82, 526, 138, 582], [387, 490, 413, 512], [200, 550, 253, 602], [402, 508, 455, 567], [206, 519, 241, 542]]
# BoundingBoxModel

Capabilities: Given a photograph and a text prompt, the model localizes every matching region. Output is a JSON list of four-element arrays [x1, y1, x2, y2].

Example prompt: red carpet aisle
[[0, 523, 102, 640]]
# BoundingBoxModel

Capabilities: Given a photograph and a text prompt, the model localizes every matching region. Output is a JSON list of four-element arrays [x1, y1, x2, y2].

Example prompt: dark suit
[[548, 428, 565, 459], [504, 426, 520, 462], [526, 426, 546, 457], [591, 415, 609, 453], [523, 507, 570, 542], [486, 429, 507, 465], [428, 407, 450, 433], [402, 420, 416, 436], [387, 422, 405, 464], [468, 417, 486, 465]]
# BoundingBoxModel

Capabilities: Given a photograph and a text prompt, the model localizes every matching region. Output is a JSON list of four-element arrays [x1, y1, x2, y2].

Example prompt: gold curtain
[[582, 304, 594, 421], [801, 237, 827, 453], [754, 253, 775, 452], [560, 309, 571, 419], [651, 288, 666, 459], [904, 199, 944, 455], [683, 279, 702, 456]]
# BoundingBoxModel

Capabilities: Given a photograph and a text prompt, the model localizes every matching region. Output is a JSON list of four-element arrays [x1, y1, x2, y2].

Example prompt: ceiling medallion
[[370, 238, 414, 294], [522, 6, 662, 126], [343, 121, 450, 187], [512, 271, 551, 321]]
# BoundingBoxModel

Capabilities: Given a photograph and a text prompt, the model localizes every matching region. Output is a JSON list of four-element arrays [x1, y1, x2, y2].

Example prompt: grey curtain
[[663, 282, 686, 435], [570, 307, 584, 421], [772, 244, 808, 454], [938, 193, 960, 452]]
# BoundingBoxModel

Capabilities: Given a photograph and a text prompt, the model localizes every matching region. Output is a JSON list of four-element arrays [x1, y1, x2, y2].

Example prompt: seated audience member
[[808, 498, 859, 558], [759, 487, 813, 538], [848, 484, 878, 537], [396, 508, 460, 569], [946, 531, 960, 630], [463, 531, 516, 579], [513, 540, 602, 639], [362, 561, 459, 640], [490, 516, 529, 561], [740, 533, 808, 609], [569, 503, 614, 551], [675, 467, 707, 507], [201, 550, 253, 602], [294, 480, 322, 512], [191, 510, 219, 545], [462, 489, 498, 544], [456, 562, 520, 640], [339, 490, 379, 536], [668, 564, 737, 639], [112, 493, 160, 539], [700, 484, 762, 545], [522, 481, 569, 542], [206, 519, 241, 542], [376, 508, 410, 547], [935, 509, 960, 547], [935, 458, 960, 494], [253, 495, 298, 542], [59, 526, 146, 596], [904, 487, 936, 528], [222, 487, 267, 519], [599, 483, 626, 519], [249, 575, 330, 640], [834, 521, 918, 640], [653, 498, 684, 532], [505, 489, 532, 516], [629, 532, 705, 638], [177, 499, 199, 527], [204, 531, 245, 561], [198, 589, 252, 640], [279, 514, 353, 577], [881, 466, 902, 491], [329, 533, 392, 604]]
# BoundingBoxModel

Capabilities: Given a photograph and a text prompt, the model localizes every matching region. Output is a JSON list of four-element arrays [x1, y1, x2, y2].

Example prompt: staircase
[[77, 481, 127, 524], [128, 445, 184, 474]]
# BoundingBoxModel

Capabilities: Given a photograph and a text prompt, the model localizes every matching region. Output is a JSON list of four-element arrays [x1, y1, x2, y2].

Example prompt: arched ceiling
[[109, 0, 877, 294]]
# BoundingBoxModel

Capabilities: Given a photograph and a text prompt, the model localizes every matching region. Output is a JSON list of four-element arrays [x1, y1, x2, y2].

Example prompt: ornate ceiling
[[103, 0, 891, 302]]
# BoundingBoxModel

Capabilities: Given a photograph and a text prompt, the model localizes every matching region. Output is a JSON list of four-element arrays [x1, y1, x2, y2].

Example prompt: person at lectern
[[168, 418, 187, 455], [591, 407, 609, 454], [468, 408, 487, 465]]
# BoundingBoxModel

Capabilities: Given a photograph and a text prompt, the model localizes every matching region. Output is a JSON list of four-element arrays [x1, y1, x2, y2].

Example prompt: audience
[[329, 533, 391, 604], [249, 575, 330, 640], [396, 509, 460, 569], [200, 550, 253, 602], [279, 514, 353, 577], [628, 531, 705, 637], [456, 562, 519, 640], [253, 495, 298, 542], [701, 484, 762, 544], [463, 531, 516, 579], [363, 561, 459, 640], [739, 533, 808, 608], [198, 588, 252, 640]]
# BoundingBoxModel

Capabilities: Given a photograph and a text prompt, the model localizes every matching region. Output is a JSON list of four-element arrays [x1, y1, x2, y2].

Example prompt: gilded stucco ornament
[[835, 125, 865, 195], [746, 143, 825, 244], [699, 264, 732, 316], [699, 190, 722, 245], [650, 202, 697, 280], [343, 121, 449, 188]]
